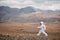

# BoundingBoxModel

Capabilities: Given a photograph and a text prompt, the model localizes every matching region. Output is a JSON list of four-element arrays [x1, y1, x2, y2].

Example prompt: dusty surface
[[0, 22, 60, 40], [0, 22, 60, 33]]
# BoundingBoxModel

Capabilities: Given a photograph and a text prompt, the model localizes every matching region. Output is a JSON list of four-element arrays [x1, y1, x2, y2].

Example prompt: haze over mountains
[[0, 6, 60, 23]]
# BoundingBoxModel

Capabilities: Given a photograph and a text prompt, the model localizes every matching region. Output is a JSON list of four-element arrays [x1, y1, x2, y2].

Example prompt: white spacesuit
[[37, 21, 48, 36]]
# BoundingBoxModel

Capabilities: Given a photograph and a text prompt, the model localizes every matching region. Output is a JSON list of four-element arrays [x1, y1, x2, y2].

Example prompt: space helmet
[[40, 21, 44, 24]]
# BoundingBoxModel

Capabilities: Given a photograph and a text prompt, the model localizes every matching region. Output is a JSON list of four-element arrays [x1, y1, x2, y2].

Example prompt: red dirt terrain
[[0, 22, 60, 34]]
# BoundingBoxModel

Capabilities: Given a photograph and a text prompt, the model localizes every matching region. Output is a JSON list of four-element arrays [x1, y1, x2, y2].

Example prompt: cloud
[[32, 0, 60, 10], [0, 0, 60, 10]]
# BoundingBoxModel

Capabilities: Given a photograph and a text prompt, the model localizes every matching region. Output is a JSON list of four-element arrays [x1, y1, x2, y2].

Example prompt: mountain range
[[0, 6, 60, 23]]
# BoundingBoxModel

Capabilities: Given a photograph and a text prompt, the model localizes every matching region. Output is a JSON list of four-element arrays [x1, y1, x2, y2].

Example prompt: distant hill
[[0, 6, 37, 14], [0, 6, 60, 23], [19, 6, 37, 13], [0, 6, 37, 22]]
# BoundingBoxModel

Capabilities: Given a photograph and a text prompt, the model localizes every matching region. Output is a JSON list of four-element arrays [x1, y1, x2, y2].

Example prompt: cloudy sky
[[0, 0, 60, 10]]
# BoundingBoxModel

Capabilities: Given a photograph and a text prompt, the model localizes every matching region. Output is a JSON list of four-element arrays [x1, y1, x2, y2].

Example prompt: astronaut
[[37, 21, 48, 36]]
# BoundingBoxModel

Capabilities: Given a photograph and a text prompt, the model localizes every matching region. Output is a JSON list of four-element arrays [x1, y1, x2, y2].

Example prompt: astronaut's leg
[[42, 30, 48, 36], [37, 30, 41, 36]]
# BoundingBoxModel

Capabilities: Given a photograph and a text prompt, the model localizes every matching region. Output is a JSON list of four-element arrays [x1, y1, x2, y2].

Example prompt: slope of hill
[[0, 6, 60, 23], [0, 6, 37, 22]]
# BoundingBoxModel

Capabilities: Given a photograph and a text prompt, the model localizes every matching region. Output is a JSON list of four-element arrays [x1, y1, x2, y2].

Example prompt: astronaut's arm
[[37, 26, 41, 28]]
